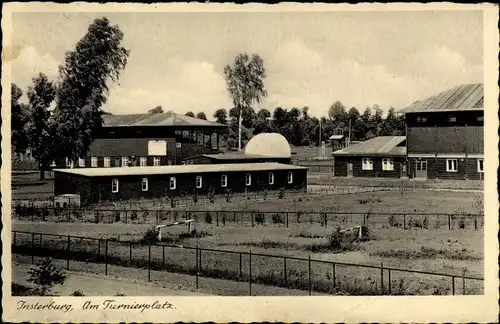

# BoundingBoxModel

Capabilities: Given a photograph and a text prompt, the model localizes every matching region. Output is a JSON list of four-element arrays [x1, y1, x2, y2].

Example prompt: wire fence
[[12, 205, 484, 230], [12, 230, 483, 296]]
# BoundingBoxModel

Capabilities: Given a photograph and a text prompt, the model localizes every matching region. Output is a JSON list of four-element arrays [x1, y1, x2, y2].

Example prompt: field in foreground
[[12, 219, 483, 295]]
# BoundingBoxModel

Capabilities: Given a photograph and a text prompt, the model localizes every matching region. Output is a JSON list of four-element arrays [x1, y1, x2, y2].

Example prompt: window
[[447, 116, 457, 123], [78, 158, 85, 167], [140, 157, 147, 167], [168, 159, 173, 165], [221, 174, 227, 187], [104, 157, 110, 168], [141, 178, 148, 191], [66, 158, 73, 168], [153, 157, 161, 166], [362, 158, 373, 170], [181, 161, 186, 165], [382, 158, 394, 171], [112, 179, 119, 193], [121, 157, 128, 167], [446, 159, 458, 172], [91, 157, 98, 168], [169, 177, 176, 190], [268, 172, 274, 185], [196, 176, 203, 188], [477, 159, 484, 173], [176, 143, 182, 148], [287, 172, 293, 184], [245, 173, 252, 186], [416, 116, 427, 123], [477, 116, 484, 122]]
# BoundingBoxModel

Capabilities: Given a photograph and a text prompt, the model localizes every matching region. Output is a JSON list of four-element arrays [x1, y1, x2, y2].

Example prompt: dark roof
[[102, 111, 226, 128], [332, 136, 406, 156], [192, 153, 287, 161], [53, 163, 307, 177], [399, 84, 483, 114]]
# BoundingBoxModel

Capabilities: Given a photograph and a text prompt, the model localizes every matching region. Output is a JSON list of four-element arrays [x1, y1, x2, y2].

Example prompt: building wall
[[407, 126, 483, 154], [186, 156, 292, 165], [409, 157, 484, 180], [56, 169, 308, 205], [333, 156, 405, 178]]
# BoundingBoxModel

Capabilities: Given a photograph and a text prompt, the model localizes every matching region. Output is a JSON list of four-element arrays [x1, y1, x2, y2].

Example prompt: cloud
[[11, 45, 60, 90], [105, 60, 230, 117]]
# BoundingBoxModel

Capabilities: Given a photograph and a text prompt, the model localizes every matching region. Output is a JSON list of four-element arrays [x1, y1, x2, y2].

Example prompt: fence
[[12, 205, 484, 230], [12, 230, 483, 296]]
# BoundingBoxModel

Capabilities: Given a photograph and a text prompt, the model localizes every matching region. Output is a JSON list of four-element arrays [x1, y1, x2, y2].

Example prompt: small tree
[[27, 258, 66, 296]]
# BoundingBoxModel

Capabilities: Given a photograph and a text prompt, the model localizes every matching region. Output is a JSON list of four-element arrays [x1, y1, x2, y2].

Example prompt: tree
[[213, 108, 228, 125], [196, 112, 207, 120], [224, 53, 267, 151], [272, 107, 287, 129], [256, 108, 271, 120], [27, 257, 66, 296], [52, 17, 130, 164], [11, 84, 29, 154], [328, 101, 347, 123], [185, 111, 195, 117], [26, 73, 56, 180], [148, 106, 163, 114]]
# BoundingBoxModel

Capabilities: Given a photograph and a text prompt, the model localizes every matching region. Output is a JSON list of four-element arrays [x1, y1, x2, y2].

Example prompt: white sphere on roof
[[244, 133, 291, 158]]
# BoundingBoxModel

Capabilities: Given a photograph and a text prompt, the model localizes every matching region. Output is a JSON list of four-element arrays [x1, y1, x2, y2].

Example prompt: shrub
[[278, 188, 285, 199], [327, 227, 344, 250], [204, 211, 212, 224], [141, 227, 158, 245], [255, 212, 265, 225], [271, 213, 284, 224], [192, 193, 198, 204], [458, 217, 465, 229], [296, 211, 302, 223], [113, 211, 120, 222], [27, 257, 67, 296], [170, 197, 176, 208], [262, 189, 268, 200], [388, 214, 401, 227], [71, 290, 85, 296], [130, 211, 138, 221], [422, 216, 428, 229]]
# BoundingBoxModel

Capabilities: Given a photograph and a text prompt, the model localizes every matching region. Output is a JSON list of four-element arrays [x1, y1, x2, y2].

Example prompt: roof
[[54, 163, 307, 177], [192, 153, 287, 160], [244, 133, 292, 158], [332, 136, 406, 156], [329, 135, 344, 140], [399, 84, 483, 114], [102, 111, 226, 128]]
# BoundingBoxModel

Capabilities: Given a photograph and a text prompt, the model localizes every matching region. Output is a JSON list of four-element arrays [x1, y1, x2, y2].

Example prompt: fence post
[[98, 239, 101, 257], [308, 255, 312, 295], [13, 231, 17, 248], [239, 252, 243, 279], [388, 269, 392, 295], [162, 246, 165, 268], [403, 214, 406, 230], [325, 213, 328, 228], [332, 262, 336, 290], [129, 242, 132, 263], [286, 212, 289, 228], [462, 269, 466, 295], [156, 210, 160, 225], [451, 276, 455, 295], [251, 211, 254, 227], [380, 262, 384, 294], [67, 235, 71, 270], [31, 233, 35, 264], [95, 210, 99, 223], [105, 239, 108, 276], [283, 257, 287, 285], [195, 246, 199, 290], [448, 215, 452, 230], [216, 212, 219, 227], [148, 243, 151, 282], [249, 250, 252, 296], [199, 248, 202, 273]]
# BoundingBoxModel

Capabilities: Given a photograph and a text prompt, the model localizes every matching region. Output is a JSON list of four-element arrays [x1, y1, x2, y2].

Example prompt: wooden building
[[332, 136, 407, 178], [185, 153, 292, 165], [72, 111, 226, 168], [54, 163, 308, 205], [399, 84, 484, 180]]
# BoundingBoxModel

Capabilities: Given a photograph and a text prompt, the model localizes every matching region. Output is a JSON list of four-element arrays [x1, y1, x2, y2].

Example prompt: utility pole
[[238, 105, 243, 152], [319, 118, 322, 157], [348, 118, 352, 147]]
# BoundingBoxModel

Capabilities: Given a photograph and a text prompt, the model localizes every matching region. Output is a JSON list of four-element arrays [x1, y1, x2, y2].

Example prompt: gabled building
[[399, 83, 484, 180], [74, 111, 227, 168], [332, 136, 407, 178]]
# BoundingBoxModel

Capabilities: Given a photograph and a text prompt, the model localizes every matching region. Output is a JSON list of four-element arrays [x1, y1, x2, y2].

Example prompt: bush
[[27, 258, 67, 296], [388, 214, 401, 227], [278, 188, 285, 199], [327, 227, 343, 250], [296, 211, 302, 223], [71, 290, 85, 296], [141, 227, 158, 245], [458, 217, 465, 229], [204, 212, 212, 224], [255, 212, 265, 225], [271, 213, 284, 224], [130, 211, 138, 221]]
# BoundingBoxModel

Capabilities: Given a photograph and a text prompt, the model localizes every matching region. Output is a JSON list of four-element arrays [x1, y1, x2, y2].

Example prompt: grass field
[[12, 218, 483, 295]]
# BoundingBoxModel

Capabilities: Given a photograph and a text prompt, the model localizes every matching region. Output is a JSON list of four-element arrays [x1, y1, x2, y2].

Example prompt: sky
[[10, 10, 483, 118]]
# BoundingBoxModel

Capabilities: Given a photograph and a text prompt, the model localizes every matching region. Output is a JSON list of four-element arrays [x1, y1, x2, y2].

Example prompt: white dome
[[244, 133, 291, 158]]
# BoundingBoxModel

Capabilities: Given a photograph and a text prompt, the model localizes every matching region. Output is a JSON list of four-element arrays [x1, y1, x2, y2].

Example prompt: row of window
[[361, 158, 395, 171], [445, 158, 483, 173], [72, 157, 178, 168], [415, 115, 483, 124], [111, 172, 295, 193], [361, 158, 485, 173]]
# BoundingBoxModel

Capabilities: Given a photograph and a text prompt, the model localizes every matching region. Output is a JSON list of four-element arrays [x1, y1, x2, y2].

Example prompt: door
[[347, 162, 353, 177], [415, 160, 427, 179]]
